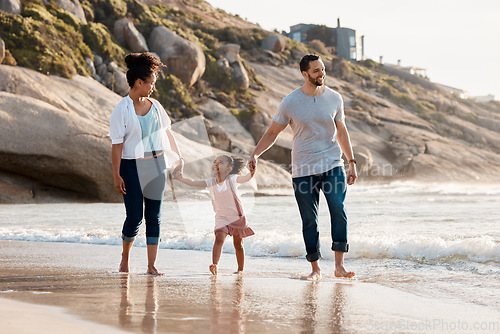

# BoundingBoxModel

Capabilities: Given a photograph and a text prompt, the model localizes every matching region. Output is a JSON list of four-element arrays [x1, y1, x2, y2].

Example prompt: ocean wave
[[349, 235, 500, 264], [1, 228, 498, 265], [354, 181, 500, 196]]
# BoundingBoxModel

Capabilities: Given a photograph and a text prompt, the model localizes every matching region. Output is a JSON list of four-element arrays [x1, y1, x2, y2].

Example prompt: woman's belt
[[142, 150, 164, 159]]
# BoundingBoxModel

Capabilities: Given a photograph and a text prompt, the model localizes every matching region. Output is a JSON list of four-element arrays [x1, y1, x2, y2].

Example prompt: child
[[174, 155, 255, 275]]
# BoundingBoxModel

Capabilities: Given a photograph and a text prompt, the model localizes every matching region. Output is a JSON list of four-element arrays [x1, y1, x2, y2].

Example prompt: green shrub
[[419, 110, 448, 125], [359, 59, 379, 69], [2, 49, 17, 65], [203, 54, 241, 96], [208, 26, 269, 51], [152, 73, 198, 119], [308, 39, 329, 55], [0, 2, 91, 78], [81, 22, 126, 66], [231, 106, 259, 124], [85, 0, 127, 26]]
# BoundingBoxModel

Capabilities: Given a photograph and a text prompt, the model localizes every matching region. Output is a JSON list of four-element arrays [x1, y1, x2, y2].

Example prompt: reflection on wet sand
[[119, 274, 159, 333], [300, 282, 349, 333], [301, 281, 319, 333], [119, 274, 132, 328], [329, 283, 348, 333], [210, 275, 246, 333], [143, 276, 158, 333]]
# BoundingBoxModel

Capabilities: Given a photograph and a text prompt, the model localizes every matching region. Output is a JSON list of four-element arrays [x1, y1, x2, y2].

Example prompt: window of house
[[349, 36, 356, 47]]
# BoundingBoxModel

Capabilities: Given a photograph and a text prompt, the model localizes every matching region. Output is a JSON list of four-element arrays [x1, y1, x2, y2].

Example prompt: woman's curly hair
[[124, 52, 165, 88]]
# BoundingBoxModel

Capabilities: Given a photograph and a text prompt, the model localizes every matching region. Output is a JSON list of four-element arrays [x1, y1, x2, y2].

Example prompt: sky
[[206, 0, 500, 99]]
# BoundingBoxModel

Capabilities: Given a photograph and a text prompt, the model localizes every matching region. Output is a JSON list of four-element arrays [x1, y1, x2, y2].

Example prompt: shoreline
[[1, 240, 499, 333], [4, 178, 500, 205]]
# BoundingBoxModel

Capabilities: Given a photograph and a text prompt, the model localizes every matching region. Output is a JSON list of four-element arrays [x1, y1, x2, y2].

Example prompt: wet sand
[[0, 240, 499, 333]]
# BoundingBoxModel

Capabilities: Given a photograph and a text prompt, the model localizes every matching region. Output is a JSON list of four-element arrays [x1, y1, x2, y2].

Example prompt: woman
[[109, 52, 183, 275]]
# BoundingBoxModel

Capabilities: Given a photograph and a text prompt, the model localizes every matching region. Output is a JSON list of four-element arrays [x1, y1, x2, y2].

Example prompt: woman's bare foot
[[334, 266, 355, 278], [209, 264, 218, 275], [119, 259, 129, 273], [147, 265, 165, 276], [302, 271, 322, 281]]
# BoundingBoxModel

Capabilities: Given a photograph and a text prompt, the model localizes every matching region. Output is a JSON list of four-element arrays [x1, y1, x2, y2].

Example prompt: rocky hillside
[[1, 0, 499, 203]]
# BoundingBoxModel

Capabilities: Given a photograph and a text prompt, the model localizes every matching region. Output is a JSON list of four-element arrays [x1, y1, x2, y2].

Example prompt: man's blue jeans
[[292, 166, 348, 262]]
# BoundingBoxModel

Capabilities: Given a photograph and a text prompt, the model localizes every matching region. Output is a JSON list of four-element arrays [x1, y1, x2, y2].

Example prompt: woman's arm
[[166, 127, 185, 174], [166, 127, 182, 157], [112, 143, 126, 194]]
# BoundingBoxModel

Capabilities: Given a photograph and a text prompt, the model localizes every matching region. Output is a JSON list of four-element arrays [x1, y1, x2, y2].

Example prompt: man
[[249, 54, 357, 280]]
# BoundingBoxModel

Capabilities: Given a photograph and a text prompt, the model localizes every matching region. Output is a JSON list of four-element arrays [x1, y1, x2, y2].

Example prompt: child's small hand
[[173, 170, 183, 180], [247, 161, 256, 176]]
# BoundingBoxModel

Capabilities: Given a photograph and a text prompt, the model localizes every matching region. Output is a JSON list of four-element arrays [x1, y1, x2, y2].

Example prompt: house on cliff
[[286, 18, 364, 62]]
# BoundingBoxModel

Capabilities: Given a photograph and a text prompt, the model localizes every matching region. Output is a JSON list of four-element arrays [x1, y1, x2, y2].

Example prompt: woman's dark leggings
[[119, 156, 166, 245]]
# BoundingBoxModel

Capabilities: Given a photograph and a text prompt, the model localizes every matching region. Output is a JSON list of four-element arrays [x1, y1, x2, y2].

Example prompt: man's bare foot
[[147, 265, 165, 276], [302, 271, 322, 281], [334, 266, 355, 278], [233, 270, 244, 275], [209, 264, 218, 275], [119, 260, 129, 273]]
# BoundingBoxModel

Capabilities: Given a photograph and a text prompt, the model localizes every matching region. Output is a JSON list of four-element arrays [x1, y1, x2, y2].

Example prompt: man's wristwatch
[[348, 159, 356, 164]]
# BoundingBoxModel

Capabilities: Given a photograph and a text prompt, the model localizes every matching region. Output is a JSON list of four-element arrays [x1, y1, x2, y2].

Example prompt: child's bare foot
[[302, 271, 322, 281], [147, 265, 165, 276], [209, 264, 218, 275], [334, 266, 355, 278], [119, 259, 129, 273]]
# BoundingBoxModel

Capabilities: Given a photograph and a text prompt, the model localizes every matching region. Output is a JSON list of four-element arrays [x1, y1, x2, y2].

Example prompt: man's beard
[[308, 75, 324, 86]]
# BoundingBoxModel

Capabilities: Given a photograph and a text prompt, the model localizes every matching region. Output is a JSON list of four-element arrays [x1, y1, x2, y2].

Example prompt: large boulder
[[102, 61, 129, 96], [218, 44, 250, 90], [262, 34, 286, 53], [49, 0, 87, 24], [113, 19, 149, 53], [0, 65, 122, 202], [148, 26, 205, 88], [0, 38, 4, 64], [206, 123, 232, 152], [0, 92, 114, 200], [198, 99, 255, 154], [0, 0, 21, 14]]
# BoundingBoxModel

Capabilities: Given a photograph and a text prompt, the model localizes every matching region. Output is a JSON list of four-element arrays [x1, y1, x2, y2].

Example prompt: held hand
[[172, 158, 184, 176], [114, 176, 126, 194], [248, 155, 257, 172], [172, 169, 183, 180], [250, 165, 256, 177], [346, 163, 357, 185]]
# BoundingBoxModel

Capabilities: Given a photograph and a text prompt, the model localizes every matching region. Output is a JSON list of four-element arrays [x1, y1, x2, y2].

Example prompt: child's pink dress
[[205, 175, 254, 238]]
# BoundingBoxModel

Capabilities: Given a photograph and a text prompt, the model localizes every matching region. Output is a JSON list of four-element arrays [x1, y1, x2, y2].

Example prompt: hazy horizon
[[207, 0, 500, 100]]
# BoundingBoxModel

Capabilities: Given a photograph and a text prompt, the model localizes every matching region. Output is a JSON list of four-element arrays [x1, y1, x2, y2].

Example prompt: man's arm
[[335, 121, 357, 185], [249, 121, 287, 169]]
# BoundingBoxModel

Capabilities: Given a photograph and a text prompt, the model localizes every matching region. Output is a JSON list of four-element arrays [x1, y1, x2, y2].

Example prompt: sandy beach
[[1, 240, 498, 333]]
